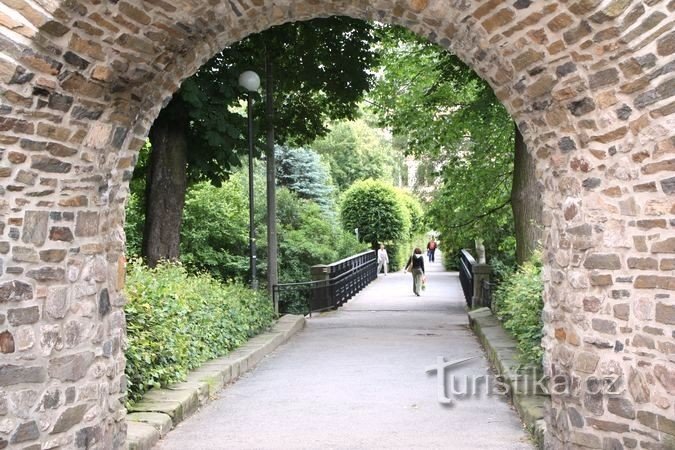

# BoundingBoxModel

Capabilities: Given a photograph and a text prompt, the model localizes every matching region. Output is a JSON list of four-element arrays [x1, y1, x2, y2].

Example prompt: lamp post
[[239, 70, 261, 290]]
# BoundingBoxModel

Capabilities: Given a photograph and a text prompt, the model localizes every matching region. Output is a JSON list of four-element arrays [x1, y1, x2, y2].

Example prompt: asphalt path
[[158, 253, 534, 450]]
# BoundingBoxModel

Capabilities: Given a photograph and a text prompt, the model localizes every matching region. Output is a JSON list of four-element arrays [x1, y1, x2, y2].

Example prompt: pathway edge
[[468, 307, 547, 449], [126, 314, 306, 450]]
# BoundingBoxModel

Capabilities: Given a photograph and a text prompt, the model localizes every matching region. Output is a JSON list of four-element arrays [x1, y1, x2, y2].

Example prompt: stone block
[[126, 421, 159, 450], [127, 412, 172, 437], [0, 365, 46, 386], [655, 302, 675, 324], [141, 388, 199, 423]]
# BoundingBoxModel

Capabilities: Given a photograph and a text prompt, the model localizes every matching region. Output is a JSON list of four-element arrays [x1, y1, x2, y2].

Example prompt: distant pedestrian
[[377, 244, 389, 276], [404, 247, 425, 296], [426, 238, 437, 262]]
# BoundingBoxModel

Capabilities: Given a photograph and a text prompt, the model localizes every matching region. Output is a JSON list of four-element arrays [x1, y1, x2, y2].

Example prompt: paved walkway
[[157, 254, 534, 450]]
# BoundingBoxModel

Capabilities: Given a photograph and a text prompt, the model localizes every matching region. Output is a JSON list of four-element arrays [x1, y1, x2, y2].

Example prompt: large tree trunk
[[143, 106, 188, 267], [265, 51, 279, 308], [511, 124, 542, 265]]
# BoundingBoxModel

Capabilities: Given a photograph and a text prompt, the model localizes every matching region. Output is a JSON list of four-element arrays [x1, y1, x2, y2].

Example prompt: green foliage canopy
[[369, 26, 515, 263]]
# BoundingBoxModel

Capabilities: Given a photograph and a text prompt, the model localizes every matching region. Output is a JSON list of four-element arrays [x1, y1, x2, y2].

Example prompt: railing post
[[471, 263, 491, 309], [311, 264, 331, 310]]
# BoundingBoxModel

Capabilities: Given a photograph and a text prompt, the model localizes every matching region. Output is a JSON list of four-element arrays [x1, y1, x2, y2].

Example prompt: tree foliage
[[339, 179, 408, 246], [312, 119, 404, 192], [369, 26, 515, 264], [275, 145, 335, 213]]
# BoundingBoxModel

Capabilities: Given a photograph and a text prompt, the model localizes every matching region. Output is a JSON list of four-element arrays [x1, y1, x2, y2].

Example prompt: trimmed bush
[[339, 179, 408, 246], [124, 259, 275, 405], [493, 252, 543, 367]]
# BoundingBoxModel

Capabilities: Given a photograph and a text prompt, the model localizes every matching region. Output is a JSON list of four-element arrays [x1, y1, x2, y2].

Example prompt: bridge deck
[[157, 254, 534, 449]]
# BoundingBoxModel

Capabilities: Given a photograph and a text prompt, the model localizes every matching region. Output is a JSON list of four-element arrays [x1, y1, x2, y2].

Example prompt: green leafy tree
[[339, 179, 408, 247], [370, 26, 541, 265], [141, 17, 380, 266], [312, 119, 404, 192]]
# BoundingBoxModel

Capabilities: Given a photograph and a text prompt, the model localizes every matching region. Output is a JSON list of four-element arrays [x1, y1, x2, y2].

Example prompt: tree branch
[[445, 199, 511, 229]]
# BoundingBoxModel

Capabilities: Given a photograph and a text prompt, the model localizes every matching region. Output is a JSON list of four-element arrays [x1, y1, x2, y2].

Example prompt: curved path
[[157, 254, 534, 449]]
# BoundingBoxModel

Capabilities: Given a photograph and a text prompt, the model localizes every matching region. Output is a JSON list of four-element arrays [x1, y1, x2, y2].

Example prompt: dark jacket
[[406, 254, 425, 273]]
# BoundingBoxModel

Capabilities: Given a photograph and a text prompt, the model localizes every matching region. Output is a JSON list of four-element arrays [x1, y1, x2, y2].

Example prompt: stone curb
[[468, 307, 547, 449], [126, 314, 306, 450]]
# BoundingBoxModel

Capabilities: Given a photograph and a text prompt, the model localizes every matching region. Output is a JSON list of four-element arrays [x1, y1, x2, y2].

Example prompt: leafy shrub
[[493, 252, 543, 367], [124, 259, 274, 405], [180, 180, 249, 281], [277, 187, 365, 313], [339, 179, 408, 246]]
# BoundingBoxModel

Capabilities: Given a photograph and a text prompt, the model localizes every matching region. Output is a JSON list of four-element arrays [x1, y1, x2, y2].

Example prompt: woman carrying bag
[[403, 247, 426, 296]]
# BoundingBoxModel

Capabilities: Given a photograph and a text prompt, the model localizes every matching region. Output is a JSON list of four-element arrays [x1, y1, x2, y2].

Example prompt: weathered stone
[[21, 211, 48, 246], [584, 254, 621, 270], [574, 352, 599, 373], [583, 296, 602, 312], [0, 331, 14, 354], [75, 211, 99, 237], [7, 306, 39, 326], [634, 276, 675, 290], [26, 267, 65, 282], [628, 367, 650, 403], [48, 352, 95, 382], [627, 257, 657, 270], [590, 68, 620, 90], [45, 286, 69, 319], [40, 249, 67, 263], [12, 246, 39, 263], [613, 303, 629, 320], [656, 302, 675, 324], [30, 155, 72, 173], [654, 364, 675, 394], [651, 237, 675, 253], [636, 410, 675, 436], [49, 226, 74, 242], [75, 425, 102, 448], [590, 274, 612, 286], [50, 404, 88, 434], [592, 318, 617, 334], [0, 281, 33, 303], [98, 288, 110, 317], [10, 421, 39, 444], [587, 417, 630, 433], [632, 333, 655, 349], [608, 397, 635, 419], [40, 389, 60, 410], [0, 365, 46, 386]]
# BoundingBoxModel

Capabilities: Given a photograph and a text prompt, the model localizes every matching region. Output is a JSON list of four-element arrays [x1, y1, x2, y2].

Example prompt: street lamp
[[239, 70, 261, 290]]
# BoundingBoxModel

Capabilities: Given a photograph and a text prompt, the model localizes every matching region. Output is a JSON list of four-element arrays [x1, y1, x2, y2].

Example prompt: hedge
[[124, 260, 275, 405]]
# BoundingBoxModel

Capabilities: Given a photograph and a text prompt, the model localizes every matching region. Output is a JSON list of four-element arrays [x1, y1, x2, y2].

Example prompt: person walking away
[[404, 248, 426, 296], [426, 238, 437, 262], [377, 244, 389, 276]]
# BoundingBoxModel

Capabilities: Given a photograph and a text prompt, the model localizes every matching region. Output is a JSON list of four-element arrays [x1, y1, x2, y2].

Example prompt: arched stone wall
[[0, 0, 673, 448]]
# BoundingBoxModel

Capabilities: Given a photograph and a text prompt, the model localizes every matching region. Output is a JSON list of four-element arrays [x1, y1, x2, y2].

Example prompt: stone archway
[[0, 0, 673, 448]]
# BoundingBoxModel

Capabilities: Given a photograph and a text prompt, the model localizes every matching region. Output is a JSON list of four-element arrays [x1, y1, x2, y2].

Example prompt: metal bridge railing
[[274, 250, 378, 316], [459, 249, 475, 307]]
